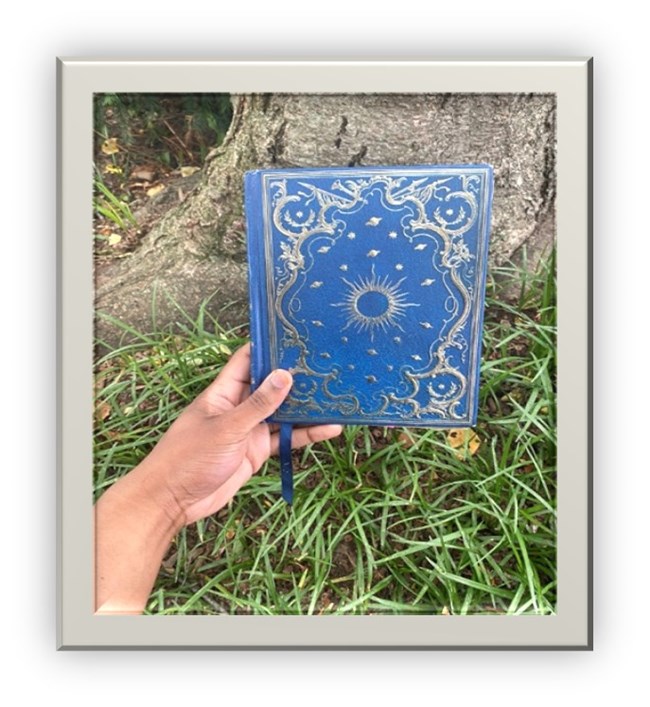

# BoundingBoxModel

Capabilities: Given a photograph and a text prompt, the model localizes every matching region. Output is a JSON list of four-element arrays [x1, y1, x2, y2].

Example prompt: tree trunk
[[95, 93, 555, 348]]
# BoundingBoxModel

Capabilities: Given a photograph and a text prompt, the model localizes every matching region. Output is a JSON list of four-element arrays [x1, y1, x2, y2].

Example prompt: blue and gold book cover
[[245, 165, 493, 427]]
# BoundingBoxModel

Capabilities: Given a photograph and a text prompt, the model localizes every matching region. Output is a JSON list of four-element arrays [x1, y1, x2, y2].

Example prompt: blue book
[[245, 165, 493, 500]]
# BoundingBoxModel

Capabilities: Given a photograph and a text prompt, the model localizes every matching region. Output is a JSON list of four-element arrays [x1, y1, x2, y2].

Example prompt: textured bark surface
[[95, 93, 556, 347]]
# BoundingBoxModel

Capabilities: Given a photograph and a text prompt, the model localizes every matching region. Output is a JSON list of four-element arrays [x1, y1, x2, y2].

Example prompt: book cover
[[245, 164, 493, 430]]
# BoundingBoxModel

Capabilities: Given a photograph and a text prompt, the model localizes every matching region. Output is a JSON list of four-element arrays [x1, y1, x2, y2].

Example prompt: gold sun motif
[[332, 267, 419, 340]]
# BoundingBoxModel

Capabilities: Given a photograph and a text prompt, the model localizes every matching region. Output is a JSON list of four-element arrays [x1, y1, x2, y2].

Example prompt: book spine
[[244, 171, 272, 393], [470, 165, 495, 425]]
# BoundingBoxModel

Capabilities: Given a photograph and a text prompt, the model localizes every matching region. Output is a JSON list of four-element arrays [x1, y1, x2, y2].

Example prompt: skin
[[95, 343, 342, 614]]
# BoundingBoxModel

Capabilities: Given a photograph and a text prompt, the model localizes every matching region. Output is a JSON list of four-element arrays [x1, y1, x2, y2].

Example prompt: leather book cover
[[245, 165, 493, 428]]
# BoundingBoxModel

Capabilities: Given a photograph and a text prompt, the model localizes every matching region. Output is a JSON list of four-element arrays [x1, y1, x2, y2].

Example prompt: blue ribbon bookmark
[[279, 423, 294, 504]]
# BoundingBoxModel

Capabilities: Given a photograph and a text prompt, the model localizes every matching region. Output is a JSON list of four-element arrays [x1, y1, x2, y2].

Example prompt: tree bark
[[95, 93, 555, 348]]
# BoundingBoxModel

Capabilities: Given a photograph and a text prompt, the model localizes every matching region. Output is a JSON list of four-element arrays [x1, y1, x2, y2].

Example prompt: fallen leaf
[[107, 233, 122, 246], [441, 605, 450, 615], [101, 137, 120, 155], [131, 166, 156, 182], [95, 401, 111, 422], [146, 184, 166, 198], [185, 355, 204, 366], [397, 429, 418, 448], [180, 166, 200, 178], [447, 428, 481, 460], [103, 163, 123, 175]]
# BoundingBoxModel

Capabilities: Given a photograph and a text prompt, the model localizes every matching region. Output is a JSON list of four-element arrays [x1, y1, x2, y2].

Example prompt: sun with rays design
[[332, 267, 419, 340]]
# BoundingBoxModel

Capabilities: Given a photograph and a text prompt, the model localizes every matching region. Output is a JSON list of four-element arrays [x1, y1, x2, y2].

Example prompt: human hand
[[96, 343, 343, 613], [135, 342, 342, 525]]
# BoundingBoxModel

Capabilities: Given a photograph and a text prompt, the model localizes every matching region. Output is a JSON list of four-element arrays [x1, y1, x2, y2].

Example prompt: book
[[245, 165, 494, 500]]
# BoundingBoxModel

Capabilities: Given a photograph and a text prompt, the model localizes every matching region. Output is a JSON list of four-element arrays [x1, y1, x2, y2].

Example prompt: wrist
[[95, 463, 186, 614], [106, 459, 187, 537], [129, 458, 188, 533]]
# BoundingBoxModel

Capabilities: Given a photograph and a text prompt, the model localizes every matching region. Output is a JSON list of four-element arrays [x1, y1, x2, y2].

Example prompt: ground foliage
[[94, 254, 556, 616], [93, 93, 232, 258], [92, 94, 556, 615]]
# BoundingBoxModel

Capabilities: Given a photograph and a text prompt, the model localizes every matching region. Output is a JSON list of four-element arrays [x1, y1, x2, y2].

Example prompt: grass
[[93, 252, 557, 616], [93, 176, 138, 232]]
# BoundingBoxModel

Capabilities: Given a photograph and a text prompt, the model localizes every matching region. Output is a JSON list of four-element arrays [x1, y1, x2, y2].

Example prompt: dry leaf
[[447, 428, 481, 460], [180, 166, 200, 178], [95, 401, 111, 422], [146, 184, 166, 198], [107, 233, 122, 246], [103, 163, 123, 175], [441, 605, 450, 616], [397, 429, 418, 448], [131, 167, 156, 182], [101, 137, 120, 155]]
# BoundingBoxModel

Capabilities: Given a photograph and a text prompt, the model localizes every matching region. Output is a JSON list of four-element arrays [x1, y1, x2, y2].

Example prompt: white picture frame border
[[57, 58, 592, 649]]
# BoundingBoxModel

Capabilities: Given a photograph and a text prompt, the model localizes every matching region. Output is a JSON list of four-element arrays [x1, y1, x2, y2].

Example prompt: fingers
[[227, 368, 293, 434], [269, 424, 343, 455], [199, 343, 252, 411]]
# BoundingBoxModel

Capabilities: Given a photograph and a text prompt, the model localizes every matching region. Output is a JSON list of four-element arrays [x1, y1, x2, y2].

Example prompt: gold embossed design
[[261, 169, 489, 423], [332, 266, 419, 341]]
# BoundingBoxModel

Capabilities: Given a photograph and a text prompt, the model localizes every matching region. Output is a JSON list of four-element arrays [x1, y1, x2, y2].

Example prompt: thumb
[[228, 369, 293, 433]]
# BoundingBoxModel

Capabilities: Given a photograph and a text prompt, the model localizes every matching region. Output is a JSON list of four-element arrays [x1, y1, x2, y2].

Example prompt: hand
[[95, 343, 343, 613], [136, 342, 343, 525]]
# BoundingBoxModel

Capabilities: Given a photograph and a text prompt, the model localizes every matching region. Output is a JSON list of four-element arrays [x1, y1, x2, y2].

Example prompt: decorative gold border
[[261, 166, 491, 423]]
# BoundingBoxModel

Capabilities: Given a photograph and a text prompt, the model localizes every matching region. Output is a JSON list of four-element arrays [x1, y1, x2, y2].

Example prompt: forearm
[[94, 462, 185, 614]]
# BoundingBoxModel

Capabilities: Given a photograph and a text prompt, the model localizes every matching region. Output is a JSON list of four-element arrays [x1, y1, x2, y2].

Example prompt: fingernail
[[270, 369, 291, 389]]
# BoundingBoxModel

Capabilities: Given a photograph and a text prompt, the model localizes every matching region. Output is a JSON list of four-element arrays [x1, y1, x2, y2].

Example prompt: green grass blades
[[94, 249, 557, 616], [93, 177, 137, 232]]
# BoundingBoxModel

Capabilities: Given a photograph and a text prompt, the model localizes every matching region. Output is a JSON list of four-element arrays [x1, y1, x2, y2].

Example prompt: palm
[[147, 344, 342, 526], [179, 405, 274, 524]]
